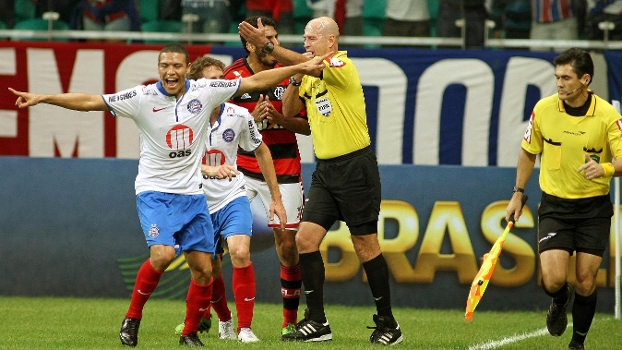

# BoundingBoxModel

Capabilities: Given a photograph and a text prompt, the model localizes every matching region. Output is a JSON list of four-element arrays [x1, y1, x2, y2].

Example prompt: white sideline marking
[[467, 323, 572, 350]]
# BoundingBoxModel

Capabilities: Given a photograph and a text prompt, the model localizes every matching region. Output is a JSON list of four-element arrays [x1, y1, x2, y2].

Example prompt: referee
[[239, 16, 403, 345], [506, 48, 622, 350]]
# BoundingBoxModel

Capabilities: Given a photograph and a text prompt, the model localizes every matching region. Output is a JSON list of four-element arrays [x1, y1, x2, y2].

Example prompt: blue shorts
[[136, 191, 215, 254], [211, 196, 253, 255]]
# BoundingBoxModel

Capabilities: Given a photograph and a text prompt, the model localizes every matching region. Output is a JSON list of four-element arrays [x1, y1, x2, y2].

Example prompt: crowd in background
[[1, 0, 622, 48]]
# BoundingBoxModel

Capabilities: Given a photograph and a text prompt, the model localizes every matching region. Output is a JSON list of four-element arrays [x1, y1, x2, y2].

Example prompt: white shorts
[[245, 177, 304, 230]]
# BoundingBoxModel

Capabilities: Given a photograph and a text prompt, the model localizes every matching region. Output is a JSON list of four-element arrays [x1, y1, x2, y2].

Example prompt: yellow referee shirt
[[522, 93, 622, 199], [299, 51, 371, 159]]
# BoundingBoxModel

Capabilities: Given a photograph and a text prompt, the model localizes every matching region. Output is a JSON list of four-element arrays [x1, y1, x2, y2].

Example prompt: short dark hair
[[159, 44, 189, 64], [240, 16, 277, 55], [553, 48, 594, 84], [188, 56, 226, 80]]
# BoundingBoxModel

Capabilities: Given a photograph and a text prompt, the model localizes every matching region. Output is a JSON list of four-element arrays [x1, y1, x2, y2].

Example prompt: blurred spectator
[[0, 0, 15, 28], [181, 0, 231, 34], [70, 0, 141, 33], [34, 0, 80, 24], [529, 0, 578, 51], [246, 0, 295, 34], [383, 0, 430, 40], [307, 0, 337, 18], [584, 0, 622, 40], [437, 0, 489, 48], [491, 0, 531, 39], [337, 0, 364, 36], [160, 0, 182, 21]]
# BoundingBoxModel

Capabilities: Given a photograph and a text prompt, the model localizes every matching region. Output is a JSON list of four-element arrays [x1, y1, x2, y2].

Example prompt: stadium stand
[[12, 18, 70, 41], [141, 19, 183, 43], [15, 0, 37, 23]]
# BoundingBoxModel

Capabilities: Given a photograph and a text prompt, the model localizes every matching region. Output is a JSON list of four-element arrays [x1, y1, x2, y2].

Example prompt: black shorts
[[302, 146, 381, 235], [538, 192, 612, 257]]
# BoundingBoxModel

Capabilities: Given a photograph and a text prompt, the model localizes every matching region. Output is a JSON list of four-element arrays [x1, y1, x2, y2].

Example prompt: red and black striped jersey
[[223, 58, 305, 183]]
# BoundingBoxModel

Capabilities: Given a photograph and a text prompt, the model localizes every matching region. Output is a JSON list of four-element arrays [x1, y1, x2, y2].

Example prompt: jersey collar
[[557, 91, 596, 116], [156, 79, 190, 98]]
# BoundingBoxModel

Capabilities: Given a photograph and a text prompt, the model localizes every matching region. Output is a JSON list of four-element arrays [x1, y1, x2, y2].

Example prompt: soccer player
[[506, 48, 622, 350], [174, 56, 286, 343], [225, 15, 308, 336], [8, 43, 325, 347], [239, 17, 404, 345]]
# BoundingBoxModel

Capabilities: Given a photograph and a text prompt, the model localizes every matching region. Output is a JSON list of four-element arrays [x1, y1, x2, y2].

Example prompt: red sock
[[125, 259, 162, 319], [233, 262, 256, 331], [182, 278, 212, 336], [281, 264, 302, 327], [211, 274, 232, 321]]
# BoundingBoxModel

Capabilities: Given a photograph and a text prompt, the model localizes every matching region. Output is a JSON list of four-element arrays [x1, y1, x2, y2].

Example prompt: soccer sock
[[363, 254, 394, 319], [182, 278, 213, 336], [210, 274, 232, 321], [125, 259, 163, 319], [299, 251, 327, 323], [233, 262, 256, 331], [280, 264, 302, 327], [543, 281, 569, 307], [571, 291, 597, 345]]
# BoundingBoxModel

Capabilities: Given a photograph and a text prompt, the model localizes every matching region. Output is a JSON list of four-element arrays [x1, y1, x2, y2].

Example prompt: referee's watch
[[512, 186, 524, 193], [261, 41, 274, 54], [289, 76, 302, 86]]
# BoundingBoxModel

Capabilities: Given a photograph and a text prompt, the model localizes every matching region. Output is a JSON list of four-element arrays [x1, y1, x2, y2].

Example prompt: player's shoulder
[[325, 51, 351, 68], [224, 58, 249, 78]]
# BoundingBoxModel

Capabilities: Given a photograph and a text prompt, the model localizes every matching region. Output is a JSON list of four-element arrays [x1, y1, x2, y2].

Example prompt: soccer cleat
[[119, 318, 141, 347], [179, 333, 204, 347], [174, 315, 212, 335], [546, 285, 572, 336], [367, 314, 404, 345], [237, 328, 260, 343], [281, 322, 297, 336], [568, 340, 585, 350], [281, 318, 333, 342], [218, 316, 237, 340]]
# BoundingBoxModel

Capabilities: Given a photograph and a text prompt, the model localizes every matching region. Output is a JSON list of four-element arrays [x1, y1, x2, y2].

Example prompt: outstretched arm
[[238, 18, 309, 67], [9, 88, 108, 111], [254, 142, 286, 229]]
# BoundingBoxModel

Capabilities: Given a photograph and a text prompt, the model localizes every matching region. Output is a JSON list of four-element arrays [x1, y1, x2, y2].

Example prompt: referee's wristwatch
[[512, 186, 524, 193], [289, 76, 302, 86]]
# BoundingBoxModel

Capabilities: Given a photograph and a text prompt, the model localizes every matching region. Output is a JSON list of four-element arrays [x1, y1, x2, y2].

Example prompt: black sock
[[299, 251, 326, 323], [571, 291, 597, 345], [363, 254, 393, 320], [543, 281, 569, 306]]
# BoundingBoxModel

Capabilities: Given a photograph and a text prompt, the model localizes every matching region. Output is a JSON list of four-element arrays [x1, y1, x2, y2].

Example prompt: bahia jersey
[[202, 102, 263, 213], [103, 78, 241, 195], [224, 58, 304, 184]]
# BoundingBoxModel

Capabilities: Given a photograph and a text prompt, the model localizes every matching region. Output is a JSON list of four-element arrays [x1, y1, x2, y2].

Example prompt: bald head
[[306, 17, 340, 38], [303, 17, 339, 56]]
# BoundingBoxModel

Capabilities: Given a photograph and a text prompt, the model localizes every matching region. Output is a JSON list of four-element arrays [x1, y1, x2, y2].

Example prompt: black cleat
[[368, 314, 404, 345], [119, 318, 141, 347], [179, 333, 204, 347], [281, 318, 332, 342], [568, 340, 585, 350], [546, 285, 572, 336]]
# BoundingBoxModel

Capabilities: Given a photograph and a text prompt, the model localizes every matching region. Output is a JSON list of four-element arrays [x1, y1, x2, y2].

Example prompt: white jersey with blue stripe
[[102, 78, 241, 195], [202, 102, 263, 213]]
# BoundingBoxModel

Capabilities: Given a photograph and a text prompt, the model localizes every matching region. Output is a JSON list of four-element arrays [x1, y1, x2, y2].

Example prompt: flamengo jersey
[[103, 78, 241, 195], [522, 93, 622, 199], [298, 51, 371, 159], [224, 58, 303, 184], [202, 102, 263, 213]]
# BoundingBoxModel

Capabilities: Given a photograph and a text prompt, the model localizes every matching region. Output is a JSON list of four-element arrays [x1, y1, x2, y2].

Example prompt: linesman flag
[[465, 194, 528, 322]]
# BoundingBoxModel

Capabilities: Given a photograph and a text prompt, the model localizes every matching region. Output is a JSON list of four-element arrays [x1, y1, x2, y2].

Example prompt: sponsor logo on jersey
[[166, 124, 194, 149], [108, 90, 137, 103], [248, 120, 261, 144], [328, 58, 345, 68], [148, 223, 160, 238], [240, 93, 252, 100], [315, 96, 332, 117], [186, 99, 203, 114], [226, 107, 236, 115], [209, 80, 238, 88], [152, 106, 170, 113], [222, 128, 235, 142], [617, 118, 622, 133]]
